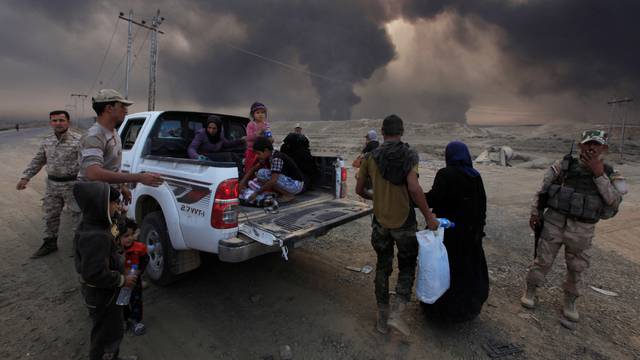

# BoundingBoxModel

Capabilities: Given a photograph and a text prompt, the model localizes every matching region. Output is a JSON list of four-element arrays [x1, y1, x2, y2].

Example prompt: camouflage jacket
[[22, 129, 82, 180]]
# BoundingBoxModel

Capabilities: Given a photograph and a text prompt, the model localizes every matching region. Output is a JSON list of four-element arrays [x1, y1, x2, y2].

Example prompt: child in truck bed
[[239, 136, 305, 203], [244, 102, 272, 174]]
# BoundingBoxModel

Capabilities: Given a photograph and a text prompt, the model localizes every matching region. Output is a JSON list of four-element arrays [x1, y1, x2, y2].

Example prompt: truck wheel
[[140, 211, 179, 286]]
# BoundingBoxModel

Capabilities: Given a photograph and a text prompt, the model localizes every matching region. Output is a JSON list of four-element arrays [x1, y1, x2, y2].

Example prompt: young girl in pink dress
[[244, 102, 271, 173]]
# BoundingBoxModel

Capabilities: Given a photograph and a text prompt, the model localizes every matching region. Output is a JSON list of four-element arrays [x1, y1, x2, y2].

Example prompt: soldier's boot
[[520, 283, 537, 309], [31, 237, 58, 258], [376, 304, 389, 334], [387, 297, 410, 336], [562, 293, 579, 322]]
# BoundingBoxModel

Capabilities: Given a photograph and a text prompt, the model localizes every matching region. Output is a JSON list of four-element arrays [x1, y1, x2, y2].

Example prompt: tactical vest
[[546, 157, 616, 223]]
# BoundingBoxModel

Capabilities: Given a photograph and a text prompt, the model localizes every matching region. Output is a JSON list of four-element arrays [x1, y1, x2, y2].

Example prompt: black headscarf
[[445, 141, 480, 177], [205, 115, 223, 144]]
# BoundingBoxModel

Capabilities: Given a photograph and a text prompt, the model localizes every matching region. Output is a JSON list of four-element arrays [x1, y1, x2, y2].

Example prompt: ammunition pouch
[[546, 184, 615, 223]]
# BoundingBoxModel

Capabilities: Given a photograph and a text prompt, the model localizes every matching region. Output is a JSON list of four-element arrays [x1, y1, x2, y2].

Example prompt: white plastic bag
[[415, 227, 450, 304]]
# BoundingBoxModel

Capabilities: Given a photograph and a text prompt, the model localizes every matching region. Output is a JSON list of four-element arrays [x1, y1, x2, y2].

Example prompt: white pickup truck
[[118, 111, 372, 285]]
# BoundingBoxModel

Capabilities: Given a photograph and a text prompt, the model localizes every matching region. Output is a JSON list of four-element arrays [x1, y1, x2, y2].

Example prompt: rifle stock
[[533, 221, 543, 258], [533, 193, 548, 259]]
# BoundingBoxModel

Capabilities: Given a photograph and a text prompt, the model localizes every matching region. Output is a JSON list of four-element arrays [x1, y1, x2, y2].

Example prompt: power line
[[107, 27, 141, 88], [223, 43, 352, 85], [147, 9, 165, 111], [87, 18, 120, 96], [130, 29, 150, 73], [70, 94, 88, 119], [118, 10, 165, 99], [607, 97, 634, 161]]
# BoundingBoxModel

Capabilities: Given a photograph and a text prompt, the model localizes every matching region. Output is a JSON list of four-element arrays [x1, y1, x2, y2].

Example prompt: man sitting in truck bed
[[239, 136, 305, 203]]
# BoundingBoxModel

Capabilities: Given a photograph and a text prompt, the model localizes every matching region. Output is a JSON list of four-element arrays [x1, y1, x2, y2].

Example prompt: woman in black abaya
[[422, 141, 489, 322]]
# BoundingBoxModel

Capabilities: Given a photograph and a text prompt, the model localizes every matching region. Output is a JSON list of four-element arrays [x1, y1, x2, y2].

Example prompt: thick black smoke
[[7, 0, 396, 121], [161, 1, 395, 120], [400, 0, 640, 98], [3, 0, 638, 123]]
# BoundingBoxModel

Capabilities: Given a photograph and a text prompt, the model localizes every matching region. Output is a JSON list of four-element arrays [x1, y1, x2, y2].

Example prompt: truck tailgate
[[219, 197, 372, 262]]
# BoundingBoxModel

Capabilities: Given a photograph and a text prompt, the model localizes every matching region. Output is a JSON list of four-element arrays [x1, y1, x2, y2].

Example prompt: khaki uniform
[[526, 159, 626, 296], [22, 129, 82, 239], [77, 122, 122, 181]]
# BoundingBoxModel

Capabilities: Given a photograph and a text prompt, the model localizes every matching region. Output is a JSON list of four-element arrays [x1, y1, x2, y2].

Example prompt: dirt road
[[1, 123, 639, 359]]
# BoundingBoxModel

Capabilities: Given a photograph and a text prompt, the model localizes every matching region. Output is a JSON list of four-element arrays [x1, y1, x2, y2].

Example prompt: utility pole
[[607, 97, 633, 161], [148, 9, 165, 111], [118, 10, 165, 106], [125, 10, 133, 99], [71, 94, 88, 120]]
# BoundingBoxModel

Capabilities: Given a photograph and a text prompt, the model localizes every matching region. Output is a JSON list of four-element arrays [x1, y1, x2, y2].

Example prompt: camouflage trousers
[[43, 179, 81, 240], [526, 215, 594, 296], [371, 219, 418, 305]]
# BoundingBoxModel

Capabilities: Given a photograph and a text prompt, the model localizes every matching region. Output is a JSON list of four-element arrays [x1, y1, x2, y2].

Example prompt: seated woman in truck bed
[[187, 115, 245, 162], [280, 132, 318, 191]]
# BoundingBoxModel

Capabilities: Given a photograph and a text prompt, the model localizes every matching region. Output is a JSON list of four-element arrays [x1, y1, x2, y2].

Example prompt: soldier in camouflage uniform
[[356, 115, 439, 336], [520, 130, 627, 327], [17, 110, 82, 258]]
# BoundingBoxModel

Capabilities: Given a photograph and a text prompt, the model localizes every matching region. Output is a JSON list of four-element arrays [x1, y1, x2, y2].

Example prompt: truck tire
[[140, 211, 180, 286]]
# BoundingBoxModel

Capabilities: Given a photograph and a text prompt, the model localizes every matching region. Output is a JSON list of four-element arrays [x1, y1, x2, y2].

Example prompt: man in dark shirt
[[239, 136, 305, 202]]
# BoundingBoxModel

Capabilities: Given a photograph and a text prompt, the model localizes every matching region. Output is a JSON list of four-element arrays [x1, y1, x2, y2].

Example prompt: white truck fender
[[134, 184, 188, 250]]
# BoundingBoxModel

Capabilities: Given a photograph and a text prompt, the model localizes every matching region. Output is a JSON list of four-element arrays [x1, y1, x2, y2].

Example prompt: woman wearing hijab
[[188, 115, 245, 161], [422, 141, 489, 322]]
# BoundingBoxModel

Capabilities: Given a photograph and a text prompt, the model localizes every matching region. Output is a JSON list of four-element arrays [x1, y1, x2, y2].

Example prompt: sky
[[0, 0, 638, 125]]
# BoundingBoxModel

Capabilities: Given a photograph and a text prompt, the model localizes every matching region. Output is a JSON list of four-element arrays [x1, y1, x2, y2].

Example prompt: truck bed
[[237, 189, 334, 218]]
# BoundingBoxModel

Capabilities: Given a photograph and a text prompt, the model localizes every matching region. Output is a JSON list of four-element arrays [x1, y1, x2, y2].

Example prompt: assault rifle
[[533, 141, 574, 258]]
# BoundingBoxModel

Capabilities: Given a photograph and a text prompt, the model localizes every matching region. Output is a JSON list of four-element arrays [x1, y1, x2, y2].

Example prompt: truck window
[[188, 121, 203, 133], [225, 121, 246, 141], [159, 120, 183, 139], [121, 117, 146, 150]]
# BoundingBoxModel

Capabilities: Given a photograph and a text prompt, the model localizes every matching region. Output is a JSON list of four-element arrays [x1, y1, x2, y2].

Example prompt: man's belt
[[48, 175, 77, 182]]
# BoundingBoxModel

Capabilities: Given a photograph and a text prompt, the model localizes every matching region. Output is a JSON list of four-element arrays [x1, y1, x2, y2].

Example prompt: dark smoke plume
[[162, 1, 395, 120], [399, 0, 640, 97], [3, 0, 639, 123]]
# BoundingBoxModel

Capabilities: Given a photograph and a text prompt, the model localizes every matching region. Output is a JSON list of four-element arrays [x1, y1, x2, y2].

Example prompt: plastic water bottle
[[116, 264, 138, 306], [263, 128, 272, 138], [437, 218, 455, 229]]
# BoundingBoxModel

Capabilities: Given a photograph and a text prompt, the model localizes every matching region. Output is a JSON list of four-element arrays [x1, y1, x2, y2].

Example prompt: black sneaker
[[31, 242, 58, 258]]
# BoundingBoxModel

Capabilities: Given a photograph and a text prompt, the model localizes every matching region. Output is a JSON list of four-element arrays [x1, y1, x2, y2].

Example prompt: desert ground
[[1, 119, 639, 359]]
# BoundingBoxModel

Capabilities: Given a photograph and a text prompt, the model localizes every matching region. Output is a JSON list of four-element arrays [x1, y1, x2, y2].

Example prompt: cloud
[[0, 0, 637, 125], [398, 0, 640, 99]]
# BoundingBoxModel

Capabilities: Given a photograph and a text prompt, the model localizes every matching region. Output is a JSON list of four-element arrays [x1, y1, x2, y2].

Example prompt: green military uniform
[[21, 129, 82, 248]]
